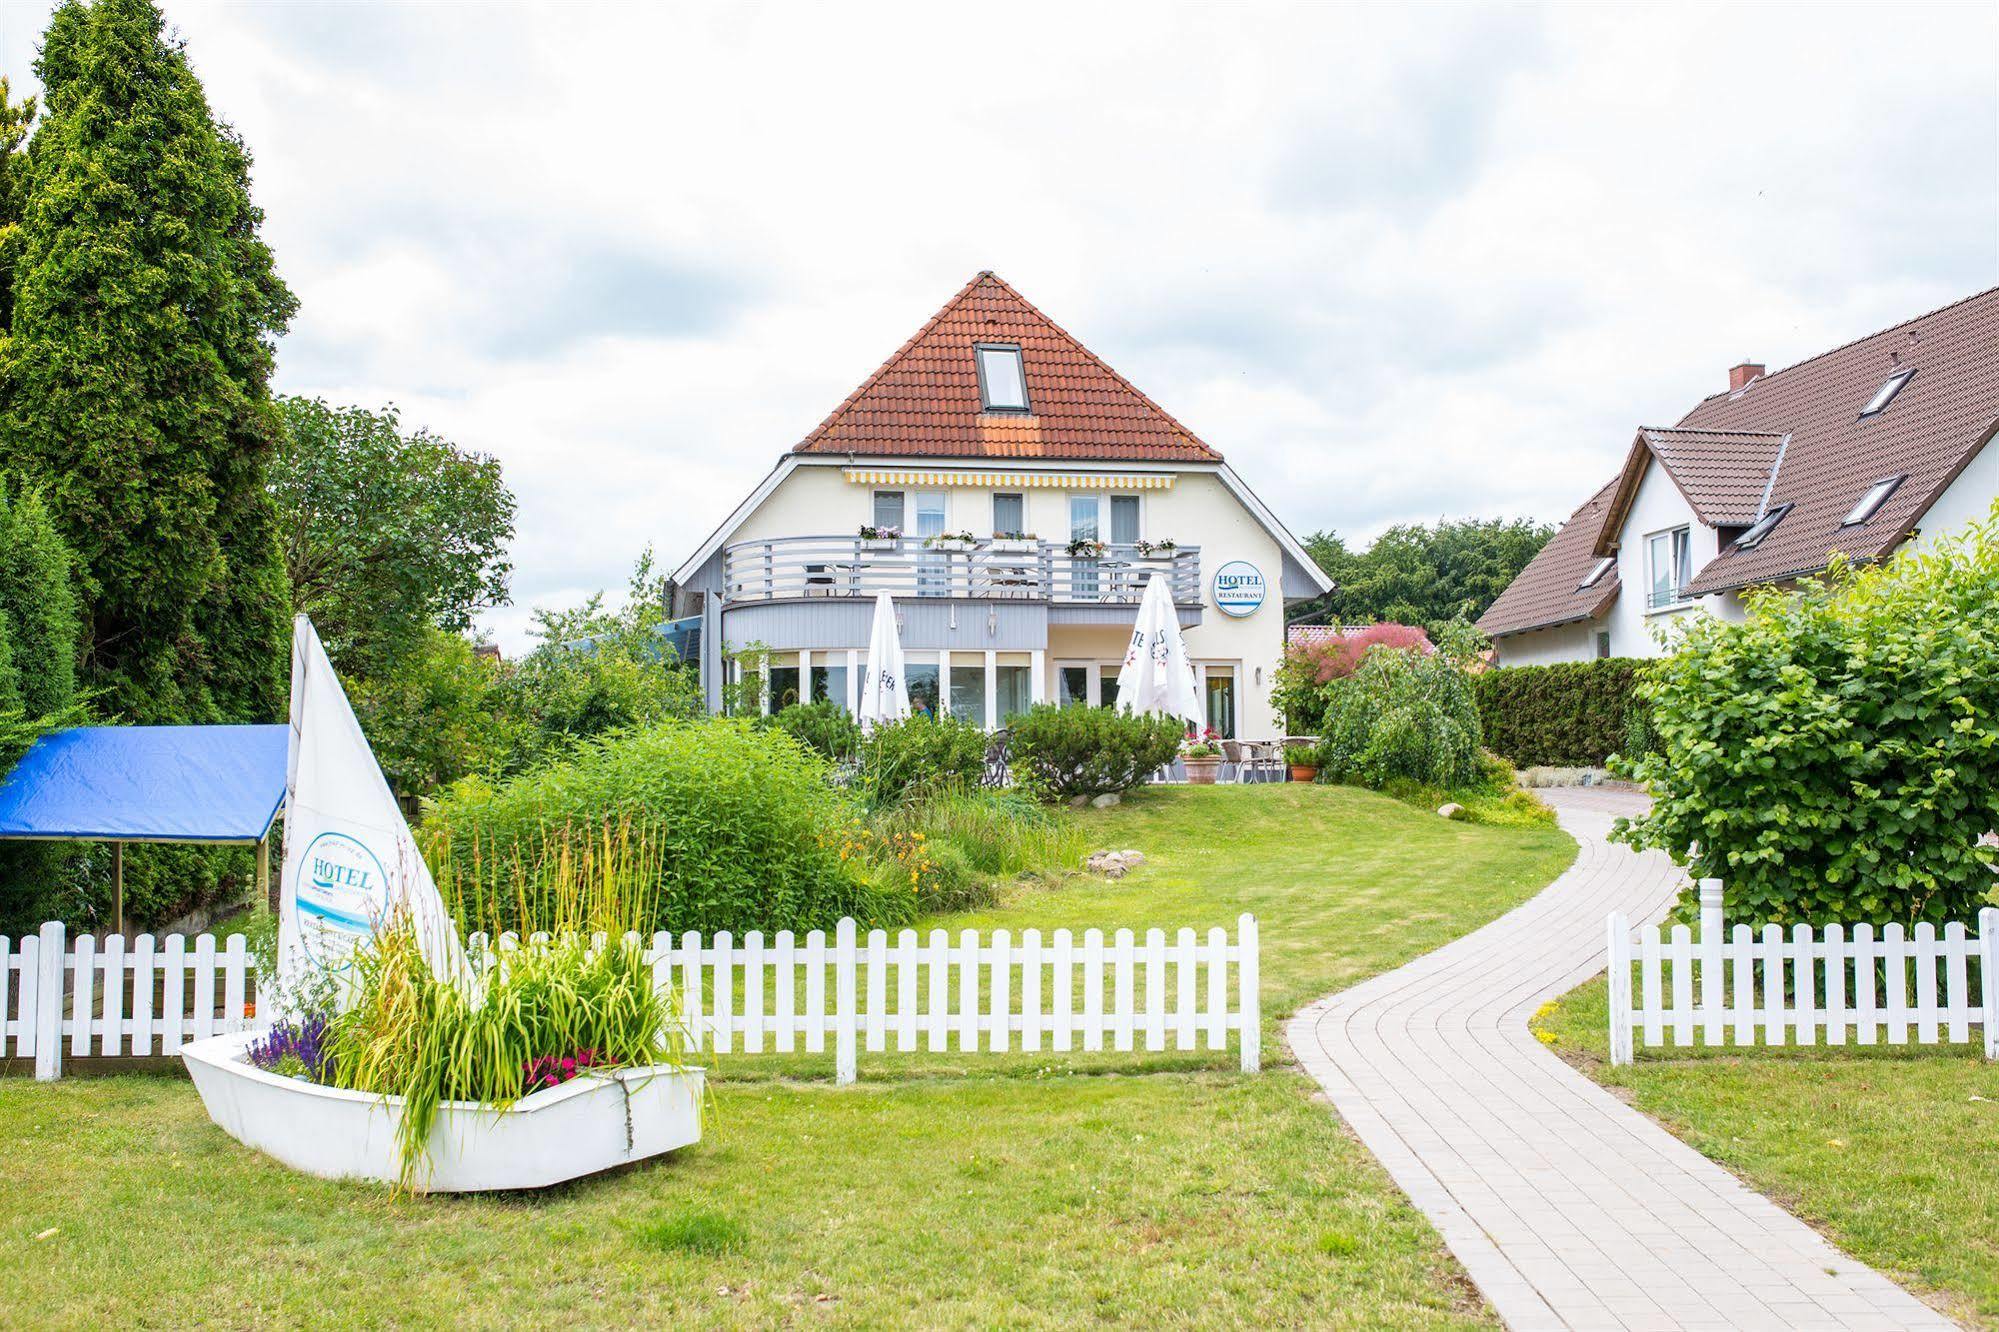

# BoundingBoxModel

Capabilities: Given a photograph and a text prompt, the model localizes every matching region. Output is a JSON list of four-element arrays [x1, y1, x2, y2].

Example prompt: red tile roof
[[1475, 477, 1623, 639], [794, 272, 1222, 463], [1681, 287, 1999, 595], [1597, 428, 1788, 540]]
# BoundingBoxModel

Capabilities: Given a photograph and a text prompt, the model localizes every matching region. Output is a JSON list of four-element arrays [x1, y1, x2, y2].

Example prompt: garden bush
[[855, 714, 988, 807], [421, 719, 911, 936], [1615, 509, 1999, 927], [772, 700, 861, 762], [1006, 704, 1183, 800], [1475, 659, 1653, 768], [1310, 631, 1484, 791], [872, 784, 1086, 910]]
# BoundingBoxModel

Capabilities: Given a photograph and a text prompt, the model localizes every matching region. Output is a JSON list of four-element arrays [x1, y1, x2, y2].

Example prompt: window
[[976, 344, 1029, 412], [1204, 666, 1237, 739], [1109, 494, 1140, 546], [949, 664, 987, 728], [1057, 665, 1090, 706], [1733, 503, 1792, 551], [1859, 368, 1914, 417], [1577, 556, 1615, 591], [1646, 527, 1691, 609], [992, 492, 1025, 536], [766, 665, 800, 712], [1097, 665, 1122, 712], [873, 490, 905, 532], [905, 662, 940, 718], [1595, 631, 1611, 660], [994, 664, 1032, 724], [809, 663, 850, 713], [1842, 475, 1904, 527]]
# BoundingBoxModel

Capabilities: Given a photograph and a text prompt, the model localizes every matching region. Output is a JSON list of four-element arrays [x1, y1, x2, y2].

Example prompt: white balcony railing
[[720, 536, 1201, 606]]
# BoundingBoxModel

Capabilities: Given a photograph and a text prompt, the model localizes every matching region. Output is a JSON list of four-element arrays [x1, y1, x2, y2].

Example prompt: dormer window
[[975, 344, 1029, 413], [1577, 557, 1614, 591], [1733, 503, 1793, 551], [1859, 368, 1914, 418], [1842, 475, 1904, 527]]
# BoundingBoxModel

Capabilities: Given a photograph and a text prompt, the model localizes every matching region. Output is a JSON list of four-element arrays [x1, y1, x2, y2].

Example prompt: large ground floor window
[[735, 649, 1047, 729]]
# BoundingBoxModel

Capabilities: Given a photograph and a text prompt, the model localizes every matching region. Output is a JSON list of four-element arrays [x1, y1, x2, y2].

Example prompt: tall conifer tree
[[0, 0, 296, 722]]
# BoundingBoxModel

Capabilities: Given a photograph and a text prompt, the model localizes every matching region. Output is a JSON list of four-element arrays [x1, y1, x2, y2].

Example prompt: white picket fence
[[1607, 880, 1999, 1065], [1, 922, 262, 1080], [5, 915, 1261, 1085]]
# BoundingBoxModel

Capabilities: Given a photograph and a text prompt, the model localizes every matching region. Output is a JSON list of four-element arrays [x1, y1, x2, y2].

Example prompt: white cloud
[[3, 1, 1992, 652]]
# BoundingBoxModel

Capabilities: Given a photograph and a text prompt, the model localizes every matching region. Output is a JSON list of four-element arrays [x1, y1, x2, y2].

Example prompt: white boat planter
[[181, 1030, 704, 1192]]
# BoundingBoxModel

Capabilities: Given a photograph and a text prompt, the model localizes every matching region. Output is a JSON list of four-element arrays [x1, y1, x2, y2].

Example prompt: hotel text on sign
[[1213, 561, 1266, 618]]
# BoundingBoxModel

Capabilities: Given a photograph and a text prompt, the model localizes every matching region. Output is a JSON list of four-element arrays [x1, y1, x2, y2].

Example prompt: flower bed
[[184, 1030, 703, 1193]]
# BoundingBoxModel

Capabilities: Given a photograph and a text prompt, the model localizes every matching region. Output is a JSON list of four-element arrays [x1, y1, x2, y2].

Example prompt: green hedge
[[1475, 659, 1652, 768]]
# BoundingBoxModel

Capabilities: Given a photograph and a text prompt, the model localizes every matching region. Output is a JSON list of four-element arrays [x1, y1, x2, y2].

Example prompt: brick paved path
[[1287, 788, 1956, 1331]]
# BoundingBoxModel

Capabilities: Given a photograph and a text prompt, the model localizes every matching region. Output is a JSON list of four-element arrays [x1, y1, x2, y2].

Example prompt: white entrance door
[[914, 491, 948, 595]]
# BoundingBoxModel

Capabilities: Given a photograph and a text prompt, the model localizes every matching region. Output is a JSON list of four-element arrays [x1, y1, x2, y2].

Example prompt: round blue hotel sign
[[1213, 560, 1267, 618]]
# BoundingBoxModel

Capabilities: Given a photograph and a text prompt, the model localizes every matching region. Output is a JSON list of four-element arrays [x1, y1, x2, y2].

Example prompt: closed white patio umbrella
[[1116, 573, 1203, 729], [857, 592, 910, 732]]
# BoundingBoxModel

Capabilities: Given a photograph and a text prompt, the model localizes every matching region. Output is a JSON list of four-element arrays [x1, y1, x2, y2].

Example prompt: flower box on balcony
[[989, 538, 1039, 554], [859, 538, 900, 552], [928, 539, 975, 553]]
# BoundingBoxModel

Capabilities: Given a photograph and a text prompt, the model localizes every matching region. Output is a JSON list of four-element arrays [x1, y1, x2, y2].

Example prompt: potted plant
[[925, 530, 978, 552], [1134, 538, 1178, 557], [184, 915, 703, 1194], [990, 530, 1039, 553], [1066, 537, 1108, 559], [1182, 727, 1223, 784], [1285, 738, 1320, 784], [858, 524, 902, 550]]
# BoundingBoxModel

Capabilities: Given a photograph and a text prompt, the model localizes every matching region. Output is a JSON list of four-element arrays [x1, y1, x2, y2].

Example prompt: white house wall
[[1905, 435, 1999, 556], [711, 462, 1296, 735], [1491, 621, 1598, 666]]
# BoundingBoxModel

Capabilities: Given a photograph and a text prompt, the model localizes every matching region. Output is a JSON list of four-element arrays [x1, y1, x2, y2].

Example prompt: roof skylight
[[1842, 475, 1904, 527], [1577, 556, 1615, 590], [976, 344, 1029, 413], [1859, 368, 1915, 418], [1733, 503, 1793, 551]]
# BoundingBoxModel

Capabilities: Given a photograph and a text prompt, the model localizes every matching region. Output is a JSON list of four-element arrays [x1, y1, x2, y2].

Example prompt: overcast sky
[[3, 2, 1994, 651]]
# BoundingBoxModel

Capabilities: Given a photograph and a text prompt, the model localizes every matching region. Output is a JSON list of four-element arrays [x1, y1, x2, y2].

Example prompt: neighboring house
[[670, 272, 1332, 736], [1479, 288, 1999, 665]]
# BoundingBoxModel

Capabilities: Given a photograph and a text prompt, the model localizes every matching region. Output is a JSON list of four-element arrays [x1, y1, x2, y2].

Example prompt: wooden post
[[112, 841, 124, 936], [1606, 911, 1633, 1066], [257, 834, 273, 914], [1238, 913, 1260, 1073]]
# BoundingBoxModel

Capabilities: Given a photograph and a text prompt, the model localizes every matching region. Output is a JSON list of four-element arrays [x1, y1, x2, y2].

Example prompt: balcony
[[721, 536, 1201, 607]]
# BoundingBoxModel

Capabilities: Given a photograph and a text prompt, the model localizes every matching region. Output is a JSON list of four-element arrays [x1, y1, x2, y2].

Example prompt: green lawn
[[0, 785, 1575, 1329], [1536, 977, 1999, 1329]]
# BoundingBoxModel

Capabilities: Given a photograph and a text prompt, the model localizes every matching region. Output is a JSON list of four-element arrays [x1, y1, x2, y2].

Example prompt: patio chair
[[1231, 739, 1284, 784]]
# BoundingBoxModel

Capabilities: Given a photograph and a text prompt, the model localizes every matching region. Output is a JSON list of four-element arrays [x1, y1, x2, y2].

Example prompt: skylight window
[[1577, 557, 1615, 590], [1733, 503, 1793, 551], [1859, 368, 1914, 418], [976, 344, 1029, 413], [1842, 475, 1904, 527]]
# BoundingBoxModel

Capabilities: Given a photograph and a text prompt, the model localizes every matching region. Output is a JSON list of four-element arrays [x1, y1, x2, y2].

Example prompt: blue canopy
[[0, 725, 287, 844]]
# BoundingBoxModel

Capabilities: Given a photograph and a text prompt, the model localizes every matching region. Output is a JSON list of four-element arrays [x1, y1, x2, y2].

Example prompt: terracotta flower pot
[[1289, 762, 1319, 783], [1183, 755, 1221, 785]]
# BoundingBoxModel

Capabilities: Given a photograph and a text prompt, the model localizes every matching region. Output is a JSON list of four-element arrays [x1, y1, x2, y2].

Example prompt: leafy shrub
[[422, 720, 910, 936], [1616, 511, 1999, 928], [856, 714, 989, 807], [1311, 636, 1483, 791], [1273, 624, 1431, 733], [773, 700, 861, 762], [1006, 704, 1183, 800], [872, 785, 1086, 910], [1475, 659, 1653, 768]]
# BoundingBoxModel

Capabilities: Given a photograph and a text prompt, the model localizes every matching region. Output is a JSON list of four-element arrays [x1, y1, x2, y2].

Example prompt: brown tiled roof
[[1595, 428, 1788, 544], [1475, 477, 1622, 638], [794, 272, 1222, 463], [1684, 287, 1999, 594]]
